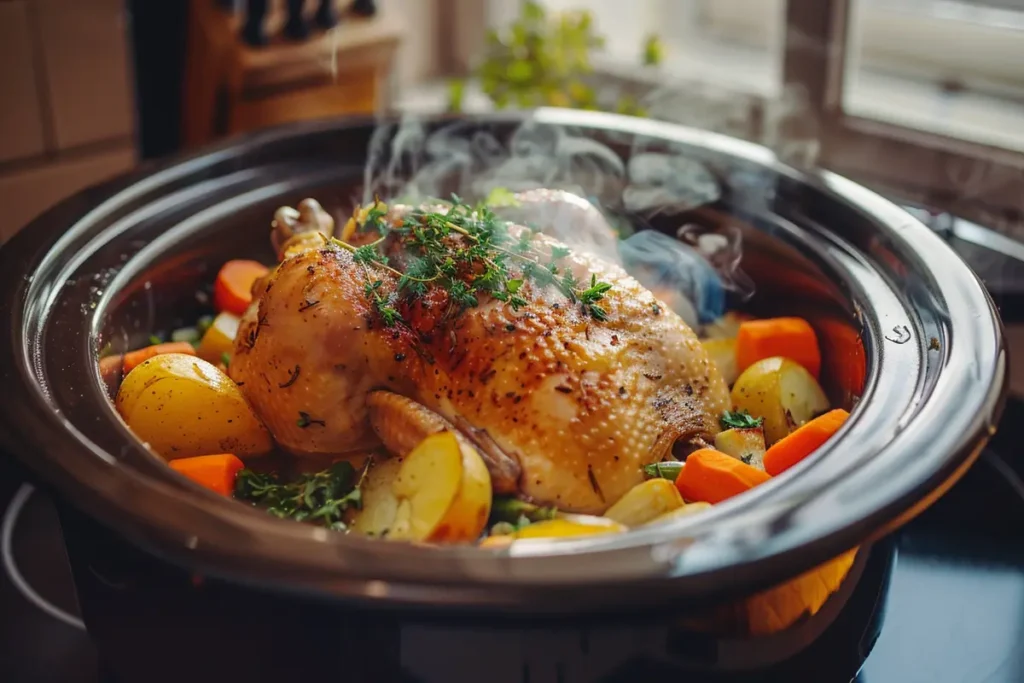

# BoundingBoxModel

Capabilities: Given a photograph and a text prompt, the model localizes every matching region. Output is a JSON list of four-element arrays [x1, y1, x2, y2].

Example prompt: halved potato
[[731, 357, 830, 444], [714, 427, 767, 470], [196, 312, 240, 365], [701, 337, 738, 386], [645, 501, 713, 525], [387, 431, 492, 544], [479, 515, 626, 547], [604, 479, 684, 527], [350, 455, 405, 537], [115, 353, 272, 460]]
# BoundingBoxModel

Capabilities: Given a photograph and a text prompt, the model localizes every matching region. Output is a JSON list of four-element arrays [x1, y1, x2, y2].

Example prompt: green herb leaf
[[578, 273, 613, 319], [234, 460, 366, 530], [720, 410, 764, 430], [352, 243, 389, 266], [221, 352, 231, 368], [296, 411, 325, 428], [331, 197, 614, 328], [642, 461, 684, 480], [489, 496, 558, 525]]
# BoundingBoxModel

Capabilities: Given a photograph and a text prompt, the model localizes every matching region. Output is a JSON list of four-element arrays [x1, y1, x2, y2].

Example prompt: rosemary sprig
[[330, 194, 615, 327]]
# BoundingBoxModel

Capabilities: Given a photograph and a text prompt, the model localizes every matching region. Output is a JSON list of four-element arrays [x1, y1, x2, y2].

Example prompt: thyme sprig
[[234, 461, 367, 531], [329, 194, 615, 327]]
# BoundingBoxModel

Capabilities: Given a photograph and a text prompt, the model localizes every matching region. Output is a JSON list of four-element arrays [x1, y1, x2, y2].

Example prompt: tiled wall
[[0, 0, 136, 241]]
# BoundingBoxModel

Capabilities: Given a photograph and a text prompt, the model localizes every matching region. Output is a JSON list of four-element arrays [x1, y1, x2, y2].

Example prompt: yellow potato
[[115, 353, 272, 460], [480, 516, 626, 547], [350, 455, 404, 537], [603, 479, 684, 527], [388, 431, 492, 544], [731, 357, 830, 445], [701, 337, 738, 386], [714, 427, 767, 470], [645, 501, 713, 525], [196, 312, 240, 365]]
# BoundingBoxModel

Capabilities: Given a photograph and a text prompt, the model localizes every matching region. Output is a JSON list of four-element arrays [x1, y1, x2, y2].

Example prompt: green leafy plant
[[449, 1, 661, 114]]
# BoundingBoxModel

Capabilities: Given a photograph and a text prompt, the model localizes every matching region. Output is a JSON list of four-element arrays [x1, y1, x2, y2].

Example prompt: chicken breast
[[230, 195, 730, 513]]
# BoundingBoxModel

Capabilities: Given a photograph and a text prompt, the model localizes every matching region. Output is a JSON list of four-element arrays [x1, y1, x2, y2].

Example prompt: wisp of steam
[[361, 114, 754, 330]]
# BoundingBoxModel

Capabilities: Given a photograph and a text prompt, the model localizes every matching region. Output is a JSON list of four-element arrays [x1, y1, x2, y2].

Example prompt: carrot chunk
[[120, 342, 197, 373], [675, 449, 771, 504], [213, 260, 269, 315], [736, 317, 821, 378], [168, 454, 245, 496], [763, 409, 849, 476]]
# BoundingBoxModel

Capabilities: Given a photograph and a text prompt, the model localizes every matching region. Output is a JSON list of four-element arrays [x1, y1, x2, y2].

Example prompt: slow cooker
[[0, 109, 1006, 682]]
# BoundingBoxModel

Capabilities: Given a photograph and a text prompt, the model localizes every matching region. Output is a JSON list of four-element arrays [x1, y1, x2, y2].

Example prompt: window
[[422, 0, 1024, 231]]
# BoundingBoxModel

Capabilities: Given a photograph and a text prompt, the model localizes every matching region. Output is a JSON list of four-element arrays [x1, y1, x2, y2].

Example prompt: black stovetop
[[2, 211, 1023, 683]]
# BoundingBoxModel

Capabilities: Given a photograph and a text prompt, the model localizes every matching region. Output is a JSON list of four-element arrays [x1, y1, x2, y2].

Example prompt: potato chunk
[[731, 357, 829, 444], [604, 479, 684, 527], [115, 353, 271, 460], [714, 427, 767, 470], [387, 431, 492, 544]]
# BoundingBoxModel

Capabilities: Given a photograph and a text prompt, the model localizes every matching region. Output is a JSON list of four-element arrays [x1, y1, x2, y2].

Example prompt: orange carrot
[[168, 454, 245, 496], [763, 409, 849, 476], [736, 317, 821, 378], [675, 449, 771, 504], [213, 260, 269, 315], [121, 342, 197, 373], [816, 316, 867, 402], [98, 354, 125, 377]]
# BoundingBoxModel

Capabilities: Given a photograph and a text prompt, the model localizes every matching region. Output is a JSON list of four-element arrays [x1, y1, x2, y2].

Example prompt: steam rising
[[361, 114, 755, 329]]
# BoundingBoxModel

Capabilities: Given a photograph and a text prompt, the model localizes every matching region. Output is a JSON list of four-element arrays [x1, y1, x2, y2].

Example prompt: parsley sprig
[[327, 194, 615, 327], [720, 409, 765, 430]]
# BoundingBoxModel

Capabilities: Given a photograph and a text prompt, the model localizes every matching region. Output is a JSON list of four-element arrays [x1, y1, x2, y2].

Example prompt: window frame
[[437, 0, 1024, 233], [786, 0, 1024, 235]]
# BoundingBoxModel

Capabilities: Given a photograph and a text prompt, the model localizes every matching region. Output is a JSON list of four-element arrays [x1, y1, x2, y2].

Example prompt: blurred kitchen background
[[1, 0, 1021, 246]]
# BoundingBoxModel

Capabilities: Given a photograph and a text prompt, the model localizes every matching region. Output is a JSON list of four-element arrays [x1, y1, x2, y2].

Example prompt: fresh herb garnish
[[720, 409, 764, 430], [234, 461, 365, 531], [220, 352, 231, 368], [643, 461, 684, 480], [148, 334, 163, 346], [297, 411, 325, 428], [328, 195, 614, 327], [489, 496, 557, 526], [579, 273, 613, 321]]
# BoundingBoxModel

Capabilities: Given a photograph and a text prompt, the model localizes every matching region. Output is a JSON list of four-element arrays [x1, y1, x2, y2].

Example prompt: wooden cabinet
[[0, 0, 136, 241], [182, 0, 402, 149]]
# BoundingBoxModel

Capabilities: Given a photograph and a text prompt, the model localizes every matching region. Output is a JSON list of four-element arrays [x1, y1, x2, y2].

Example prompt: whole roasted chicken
[[230, 191, 729, 514]]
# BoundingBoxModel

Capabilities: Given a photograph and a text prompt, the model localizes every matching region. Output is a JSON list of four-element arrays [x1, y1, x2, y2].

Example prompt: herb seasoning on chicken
[[229, 194, 730, 514]]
